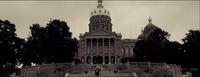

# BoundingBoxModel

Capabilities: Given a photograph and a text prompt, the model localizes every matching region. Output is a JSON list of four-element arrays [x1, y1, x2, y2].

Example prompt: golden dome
[[90, 0, 110, 17]]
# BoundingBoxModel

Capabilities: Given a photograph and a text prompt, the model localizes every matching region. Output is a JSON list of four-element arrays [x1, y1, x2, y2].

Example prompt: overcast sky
[[0, 1, 199, 43]]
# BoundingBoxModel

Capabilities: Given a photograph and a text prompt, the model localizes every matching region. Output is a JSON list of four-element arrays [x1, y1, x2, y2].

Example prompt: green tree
[[182, 30, 200, 68], [161, 41, 182, 64], [22, 19, 78, 66], [21, 24, 47, 66], [134, 24, 170, 62], [133, 23, 182, 64], [45, 19, 78, 63], [0, 20, 24, 68]]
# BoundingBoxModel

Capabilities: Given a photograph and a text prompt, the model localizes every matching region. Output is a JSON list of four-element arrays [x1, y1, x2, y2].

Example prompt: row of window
[[86, 42, 115, 46], [80, 38, 116, 49], [91, 24, 110, 31], [87, 47, 114, 54], [84, 56, 115, 64], [122, 46, 134, 57]]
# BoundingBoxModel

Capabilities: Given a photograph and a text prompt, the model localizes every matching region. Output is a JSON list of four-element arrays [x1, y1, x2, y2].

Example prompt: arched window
[[102, 24, 104, 30], [105, 56, 109, 64], [111, 56, 115, 64], [99, 10, 101, 12], [125, 46, 129, 56], [87, 47, 90, 54], [121, 47, 125, 56], [89, 25, 92, 32], [130, 46, 134, 56], [87, 56, 91, 64], [93, 25, 95, 31], [106, 26, 108, 31], [93, 56, 97, 64], [96, 24, 99, 30], [82, 57, 85, 63]]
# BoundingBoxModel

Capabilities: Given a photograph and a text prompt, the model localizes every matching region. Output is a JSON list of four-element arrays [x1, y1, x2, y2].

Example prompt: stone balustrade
[[20, 62, 182, 77]]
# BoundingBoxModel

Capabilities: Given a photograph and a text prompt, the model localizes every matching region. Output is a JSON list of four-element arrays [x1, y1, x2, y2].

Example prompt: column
[[96, 38, 99, 56], [114, 38, 117, 64], [103, 38, 105, 64], [91, 38, 93, 54], [89, 38, 92, 64], [85, 39, 87, 64], [108, 38, 111, 64], [91, 56, 93, 64], [90, 38, 93, 64]]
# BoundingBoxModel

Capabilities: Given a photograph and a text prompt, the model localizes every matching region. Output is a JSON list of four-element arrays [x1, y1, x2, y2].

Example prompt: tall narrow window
[[87, 56, 91, 64], [105, 56, 109, 64], [111, 56, 115, 64], [102, 24, 104, 30], [125, 46, 129, 56], [93, 25, 95, 31], [97, 24, 99, 30], [122, 47, 125, 56], [89, 25, 91, 32], [130, 46, 134, 56], [106, 26, 108, 31]]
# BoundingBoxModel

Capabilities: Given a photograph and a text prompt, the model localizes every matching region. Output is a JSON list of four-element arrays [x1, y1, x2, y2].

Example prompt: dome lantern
[[148, 16, 152, 24], [97, 0, 103, 8]]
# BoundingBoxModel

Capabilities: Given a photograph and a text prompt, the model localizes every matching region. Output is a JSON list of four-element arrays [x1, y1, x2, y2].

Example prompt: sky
[[0, 1, 199, 43]]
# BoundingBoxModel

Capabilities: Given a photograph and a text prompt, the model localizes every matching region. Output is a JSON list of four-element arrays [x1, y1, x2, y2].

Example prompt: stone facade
[[20, 0, 183, 77], [78, 0, 136, 64]]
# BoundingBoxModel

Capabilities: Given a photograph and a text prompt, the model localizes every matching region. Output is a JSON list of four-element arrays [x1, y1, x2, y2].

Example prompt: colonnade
[[84, 38, 117, 64]]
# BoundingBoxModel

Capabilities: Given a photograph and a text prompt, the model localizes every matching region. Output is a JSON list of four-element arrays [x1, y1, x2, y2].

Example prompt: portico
[[84, 37, 117, 64]]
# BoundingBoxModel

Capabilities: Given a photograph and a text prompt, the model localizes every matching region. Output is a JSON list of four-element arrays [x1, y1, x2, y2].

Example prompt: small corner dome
[[144, 17, 159, 31]]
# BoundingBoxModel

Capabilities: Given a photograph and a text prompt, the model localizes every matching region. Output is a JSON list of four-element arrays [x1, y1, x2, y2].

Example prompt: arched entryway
[[105, 56, 109, 64], [87, 56, 91, 64], [93, 56, 103, 64], [97, 56, 103, 64], [111, 56, 115, 64]]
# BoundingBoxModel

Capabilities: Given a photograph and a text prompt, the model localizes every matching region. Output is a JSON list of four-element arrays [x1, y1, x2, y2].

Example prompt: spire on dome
[[148, 16, 152, 24], [97, 0, 104, 8], [98, 0, 103, 3]]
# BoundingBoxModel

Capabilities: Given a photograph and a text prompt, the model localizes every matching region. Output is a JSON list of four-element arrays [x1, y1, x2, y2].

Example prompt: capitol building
[[20, 0, 183, 77], [78, 0, 135, 64]]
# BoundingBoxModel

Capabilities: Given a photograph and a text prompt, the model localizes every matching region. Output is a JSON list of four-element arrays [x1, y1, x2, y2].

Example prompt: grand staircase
[[67, 64, 135, 77]]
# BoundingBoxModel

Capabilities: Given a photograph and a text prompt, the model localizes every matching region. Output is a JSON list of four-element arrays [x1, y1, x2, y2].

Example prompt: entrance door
[[105, 56, 109, 64], [93, 56, 97, 64], [87, 56, 91, 64], [96, 56, 103, 64]]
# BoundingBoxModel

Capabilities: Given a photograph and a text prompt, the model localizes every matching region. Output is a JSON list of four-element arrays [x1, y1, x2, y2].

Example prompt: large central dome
[[90, 0, 110, 17], [89, 0, 112, 32]]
